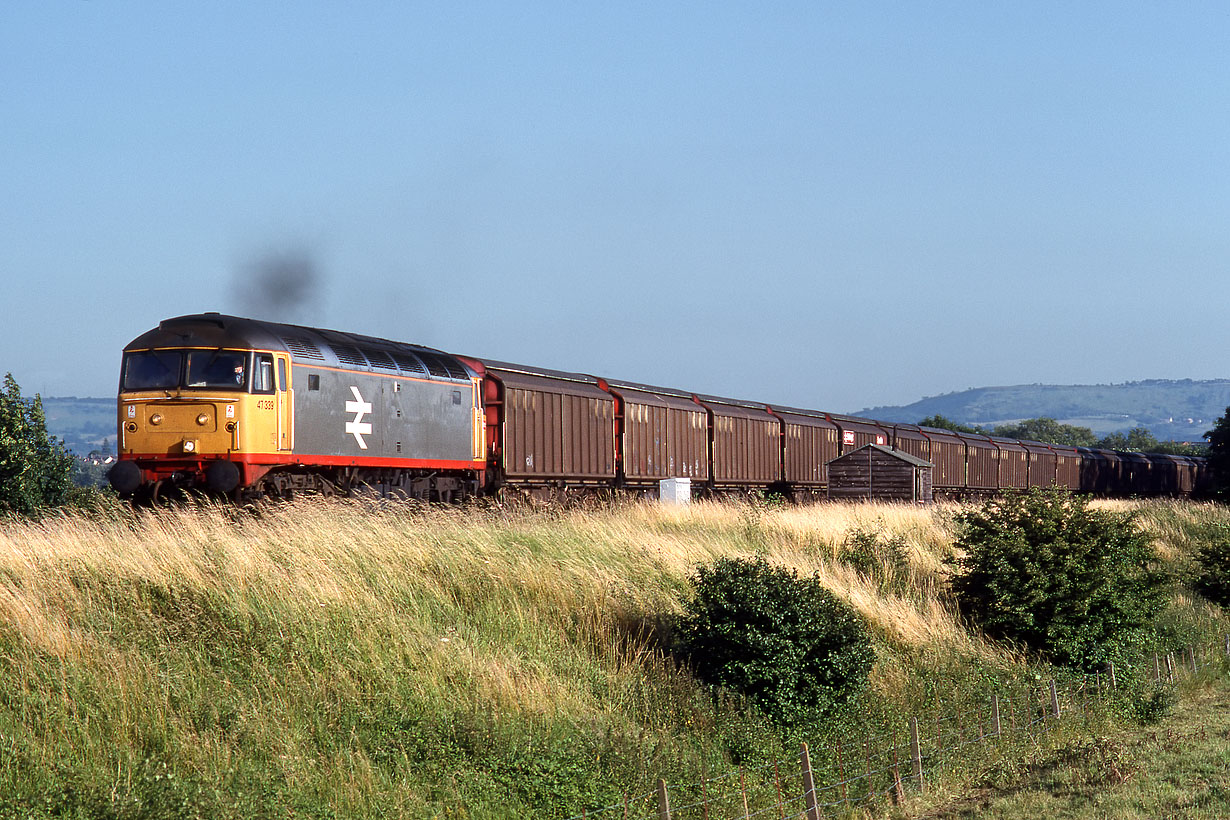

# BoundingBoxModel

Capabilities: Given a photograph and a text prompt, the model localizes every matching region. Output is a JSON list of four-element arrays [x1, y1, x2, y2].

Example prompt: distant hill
[[854, 379, 1230, 443], [41, 397, 115, 456]]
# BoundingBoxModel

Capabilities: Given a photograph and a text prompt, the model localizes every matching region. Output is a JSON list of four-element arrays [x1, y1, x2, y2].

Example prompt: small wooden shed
[[826, 444, 934, 504]]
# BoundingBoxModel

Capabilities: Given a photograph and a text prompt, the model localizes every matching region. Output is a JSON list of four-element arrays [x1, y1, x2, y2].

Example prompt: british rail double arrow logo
[[346, 386, 373, 449]]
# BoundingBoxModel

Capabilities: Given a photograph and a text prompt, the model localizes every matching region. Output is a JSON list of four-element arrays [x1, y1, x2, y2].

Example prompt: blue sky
[[3, 3, 1228, 413]]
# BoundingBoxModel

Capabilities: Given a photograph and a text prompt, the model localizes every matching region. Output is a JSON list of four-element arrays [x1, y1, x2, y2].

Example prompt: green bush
[[1124, 680, 1176, 724], [676, 556, 874, 728], [950, 487, 1166, 670], [0, 373, 72, 517], [1192, 532, 1230, 607], [838, 525, 907, 586]]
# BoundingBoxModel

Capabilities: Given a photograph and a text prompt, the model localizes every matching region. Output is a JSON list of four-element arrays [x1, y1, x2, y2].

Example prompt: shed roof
[[825, 444, 934, 469]]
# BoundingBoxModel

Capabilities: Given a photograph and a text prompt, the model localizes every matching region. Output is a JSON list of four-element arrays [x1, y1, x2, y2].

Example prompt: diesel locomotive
[[109, 313, 1207, 502], [108, 314, 486, 502]]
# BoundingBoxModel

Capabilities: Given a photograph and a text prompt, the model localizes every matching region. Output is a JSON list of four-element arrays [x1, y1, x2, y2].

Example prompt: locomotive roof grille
[[389, 351, 427, 375], [360, 347, 398, 371], [330, 344, 369, 369], [134, 314, 477, 380], [281, 335, 325, 360], [417, 351, 469, 380]]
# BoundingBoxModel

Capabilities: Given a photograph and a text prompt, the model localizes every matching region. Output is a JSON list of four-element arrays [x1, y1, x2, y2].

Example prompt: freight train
[[108, 314, 1207, 503]]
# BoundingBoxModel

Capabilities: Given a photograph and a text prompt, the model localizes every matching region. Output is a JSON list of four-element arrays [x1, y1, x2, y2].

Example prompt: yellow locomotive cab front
[[113, 345, 293, 498]]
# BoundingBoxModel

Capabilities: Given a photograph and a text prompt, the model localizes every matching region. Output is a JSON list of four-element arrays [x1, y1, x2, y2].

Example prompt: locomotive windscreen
[[122, 349, 253, 391], [122, 350, 181, 390], [185, 351, 249, 389]]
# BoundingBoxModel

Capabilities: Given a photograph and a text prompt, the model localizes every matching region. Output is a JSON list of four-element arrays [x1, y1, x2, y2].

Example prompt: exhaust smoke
[[230, 248, 323, 324]]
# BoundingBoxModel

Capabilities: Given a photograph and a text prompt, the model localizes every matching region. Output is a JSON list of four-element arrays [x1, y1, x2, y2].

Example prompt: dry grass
[[0, 495, 1222, 818], [0, 497, 1003, 729]]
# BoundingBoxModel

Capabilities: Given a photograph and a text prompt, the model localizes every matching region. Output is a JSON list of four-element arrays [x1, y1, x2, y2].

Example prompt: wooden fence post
[[891, 729, 904, 804], [992, 695, 1002, 736], [1109, 662, 1117, 690], [800, 742, 820, 820], [773, 759, 785, 820], [739, 767, 749, 820], [1166, 652, 1175, 682], [657, 779, 671, 820], [1224, 633, 1229, 659], [1049, 680, 1060, 719], [910, 716, 923, 793], [1153, 652, 1161, 683], [1189, 647, 1198, 673]]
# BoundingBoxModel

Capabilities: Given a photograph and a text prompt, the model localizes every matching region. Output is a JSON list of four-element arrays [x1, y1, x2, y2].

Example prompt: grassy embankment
[[917, 673, 1230, 819], [0, 497, 1227, 818]]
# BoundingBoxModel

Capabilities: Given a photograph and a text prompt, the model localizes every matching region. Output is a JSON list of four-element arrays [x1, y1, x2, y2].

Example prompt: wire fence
[[565, 636, 1230, 820]]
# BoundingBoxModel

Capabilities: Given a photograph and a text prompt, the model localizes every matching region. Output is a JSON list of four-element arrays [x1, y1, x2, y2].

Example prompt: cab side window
[[253, 354, 276, 394]]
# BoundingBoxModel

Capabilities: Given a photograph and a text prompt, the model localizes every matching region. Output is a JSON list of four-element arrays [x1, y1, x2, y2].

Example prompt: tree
[[950, 487, 1166, 669], [677, 556, 874, 727], [1097, 427, 1161, 452], [0, 373, 73, 516], [1192, 529, 1230, 608], [1148, 440, 1204, 457], [1204, 407, 1230, 498], [918, 415, 985, 434], [991, 417, 1097, 447]]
